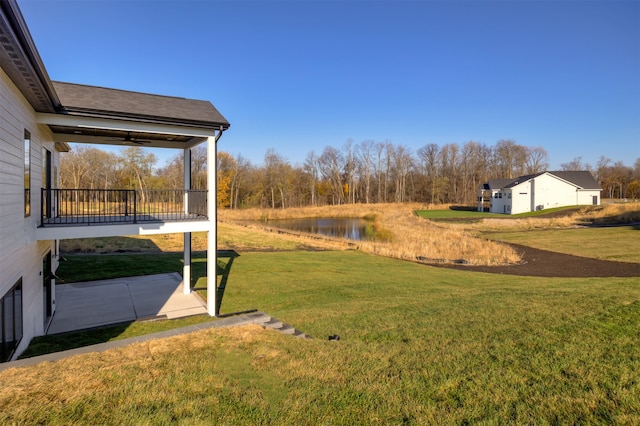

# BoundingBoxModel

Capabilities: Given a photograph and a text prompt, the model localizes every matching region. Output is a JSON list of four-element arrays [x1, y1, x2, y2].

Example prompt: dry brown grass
[[0, 325, 273, 414], [220, 204, 521, 265], [586, 202, 640, 224]]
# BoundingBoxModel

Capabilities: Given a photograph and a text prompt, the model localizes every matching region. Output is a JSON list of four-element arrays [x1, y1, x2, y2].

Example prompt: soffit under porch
[[37, 112, 223, 150]]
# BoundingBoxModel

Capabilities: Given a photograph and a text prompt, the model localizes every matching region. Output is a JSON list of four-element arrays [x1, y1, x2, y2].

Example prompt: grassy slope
[[485, 226, 640, 263], [2, 250, 640, 424], [415, 206, 575, 220], [3, 209, 640, 423]]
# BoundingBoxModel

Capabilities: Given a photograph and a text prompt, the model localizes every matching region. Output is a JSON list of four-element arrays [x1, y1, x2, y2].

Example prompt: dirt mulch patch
[[433, 243, 640, 278]]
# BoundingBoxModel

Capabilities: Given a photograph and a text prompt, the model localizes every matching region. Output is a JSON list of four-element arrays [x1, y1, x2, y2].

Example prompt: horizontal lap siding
[[534, 174, 579, 209], [1, 66, 56, 358], [0, 68, 30, 292]]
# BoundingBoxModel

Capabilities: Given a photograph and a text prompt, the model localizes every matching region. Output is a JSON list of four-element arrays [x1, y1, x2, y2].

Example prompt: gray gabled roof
[[484, 171, 601, 191], [547, 171, 601, 190], [52, 81, 230, 130], [485, 179, 516, 190], [504, 172, 545, 188]]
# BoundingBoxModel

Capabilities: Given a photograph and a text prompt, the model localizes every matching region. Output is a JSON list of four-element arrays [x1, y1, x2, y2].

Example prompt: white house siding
[[489, 190, 506, 214], [1, 67, 58, 360], [576, 190, 600, 206], [508, 181, 532, 214], [531, 173, 580, 211]]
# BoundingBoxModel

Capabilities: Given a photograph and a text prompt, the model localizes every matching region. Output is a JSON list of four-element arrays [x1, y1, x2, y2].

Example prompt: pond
[[267, 217, 369, 241]]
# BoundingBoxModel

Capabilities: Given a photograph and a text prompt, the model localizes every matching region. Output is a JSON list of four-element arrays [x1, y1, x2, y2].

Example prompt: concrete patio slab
[[47, 273, 207, 335]]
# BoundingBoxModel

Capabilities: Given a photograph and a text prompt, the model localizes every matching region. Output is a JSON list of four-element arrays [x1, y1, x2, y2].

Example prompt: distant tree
[[355, 140, 375, 204], [228, 154, 251, 209], [115, 147, 157, 204], [318, 146, 345, 205], [440, 143, 460, 202], [156, 153, 184, 190], [560, 156, 585, 171], [191, 146, 208, 190], [525, 146, 549, 174], [494, 139, 527, 178], [374, 141, 387, 203], [460, 141, 484, 204], [60, 146, 111, 189], [343, 139, 357, 204], [417, 143, 440, 204], [263, 148, 291, 208], [391, 144, 413, 203], [217, 151, 237, 207], [303, 151, 319, 206]]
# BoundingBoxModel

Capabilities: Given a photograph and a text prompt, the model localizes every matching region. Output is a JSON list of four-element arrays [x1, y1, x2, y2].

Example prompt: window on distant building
[[24, 130, 31, 217], [1, 279, 23, 362]]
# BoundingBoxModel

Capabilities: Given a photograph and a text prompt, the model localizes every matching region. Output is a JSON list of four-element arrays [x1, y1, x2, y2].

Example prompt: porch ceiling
[[48, 125, 205, 149], [37, 112, 219, 149]]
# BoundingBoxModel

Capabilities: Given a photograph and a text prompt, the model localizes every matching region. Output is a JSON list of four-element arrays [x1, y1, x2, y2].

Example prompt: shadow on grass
[[192, 250, 240, 316], [19, 322, 134, 359], [449, 205, 477, 211]]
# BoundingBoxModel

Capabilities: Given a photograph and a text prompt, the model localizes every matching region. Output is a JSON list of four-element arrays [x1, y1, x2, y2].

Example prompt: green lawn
[[416, 206, 579, 221], [3, 249, 640, 424], [56, 252, 195, 283], [485, 225, 640, 263], [415, 209, 499, 219]]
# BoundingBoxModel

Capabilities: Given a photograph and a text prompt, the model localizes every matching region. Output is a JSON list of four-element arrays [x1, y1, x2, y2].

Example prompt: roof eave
[[59, 107, 230, 131], [0, 0, 61, 111]]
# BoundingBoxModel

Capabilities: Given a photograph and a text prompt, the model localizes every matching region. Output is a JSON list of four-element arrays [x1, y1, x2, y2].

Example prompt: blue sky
[[20, 0, 640, 169]]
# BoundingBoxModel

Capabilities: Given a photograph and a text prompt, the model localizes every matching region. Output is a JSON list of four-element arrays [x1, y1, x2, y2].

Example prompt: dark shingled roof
[[486, 171, 601, 191], [547, 171, 601, 190], [486, 179, 516, 190], [504, 173, 544, 188], [52, 81, 230, 129]]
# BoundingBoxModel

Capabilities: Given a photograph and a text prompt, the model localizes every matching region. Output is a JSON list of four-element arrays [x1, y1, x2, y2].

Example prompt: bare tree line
[[60, 141, 640, 208]]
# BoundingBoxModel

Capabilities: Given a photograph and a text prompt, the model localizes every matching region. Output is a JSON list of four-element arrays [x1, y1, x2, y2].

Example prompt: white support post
[[206, 135, 218, 316], [183, 233, 191, 294], [183, 147, 192, 295]]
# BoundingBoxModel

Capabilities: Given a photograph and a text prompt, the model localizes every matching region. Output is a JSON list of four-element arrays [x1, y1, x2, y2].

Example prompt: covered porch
[[36, 81, 230, 317]]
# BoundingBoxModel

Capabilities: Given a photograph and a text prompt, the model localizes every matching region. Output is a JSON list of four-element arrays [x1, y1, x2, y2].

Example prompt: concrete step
[[259, 316, 312, 339], [245, 312, 272, 325], [293, 330, 312, 339], [279, 324, 296, 335], [264, 319, 284, 329]]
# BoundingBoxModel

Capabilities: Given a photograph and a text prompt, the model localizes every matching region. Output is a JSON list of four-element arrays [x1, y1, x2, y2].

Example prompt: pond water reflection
[[268, 217, 368, 241]]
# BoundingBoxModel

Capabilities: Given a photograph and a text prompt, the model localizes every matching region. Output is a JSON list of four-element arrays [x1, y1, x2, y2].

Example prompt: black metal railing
[[41, 189, 208, 226]]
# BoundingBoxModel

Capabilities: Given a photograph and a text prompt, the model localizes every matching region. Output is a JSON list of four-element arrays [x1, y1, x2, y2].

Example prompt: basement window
[[1, 279, 23, 362]]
